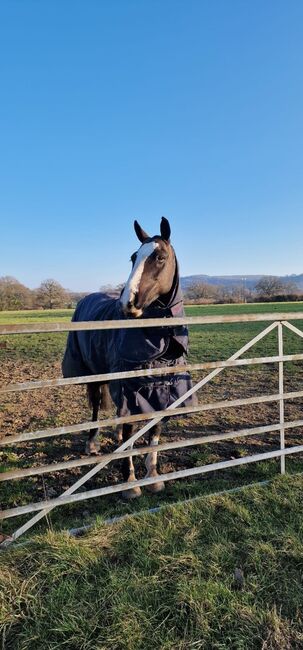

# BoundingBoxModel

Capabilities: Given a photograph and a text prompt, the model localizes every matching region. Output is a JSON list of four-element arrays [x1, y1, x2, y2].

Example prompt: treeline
[[0, 277, 86, 311], [184, 276, 303, 304], [1, 275, 303, 311]]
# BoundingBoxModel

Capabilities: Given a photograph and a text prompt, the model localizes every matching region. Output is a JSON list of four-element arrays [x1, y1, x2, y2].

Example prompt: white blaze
[[121, 241, 159, 308]]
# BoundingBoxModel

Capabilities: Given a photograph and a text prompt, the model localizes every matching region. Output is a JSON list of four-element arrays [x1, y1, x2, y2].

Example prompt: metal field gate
[[1, 312, 303, 547]]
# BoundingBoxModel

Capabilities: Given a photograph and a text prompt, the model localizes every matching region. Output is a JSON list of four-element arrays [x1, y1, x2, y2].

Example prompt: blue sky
[[1, 0, 303, 291]]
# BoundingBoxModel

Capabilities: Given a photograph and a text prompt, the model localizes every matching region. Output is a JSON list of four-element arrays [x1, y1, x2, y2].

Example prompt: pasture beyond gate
[[1, 311, 303, 547]]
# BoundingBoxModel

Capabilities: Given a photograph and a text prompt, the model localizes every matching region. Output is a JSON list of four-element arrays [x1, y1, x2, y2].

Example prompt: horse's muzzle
[[121, 301, 143, 318]]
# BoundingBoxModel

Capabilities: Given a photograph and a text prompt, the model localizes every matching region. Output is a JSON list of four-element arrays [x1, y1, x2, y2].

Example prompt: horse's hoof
[[121, 486, 142, 500], [146, 480, 165, 494], [85, 440, 101, 455]]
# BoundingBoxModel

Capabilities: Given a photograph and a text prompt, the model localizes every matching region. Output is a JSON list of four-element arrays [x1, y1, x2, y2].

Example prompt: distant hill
[[180, 274, 303, 291]]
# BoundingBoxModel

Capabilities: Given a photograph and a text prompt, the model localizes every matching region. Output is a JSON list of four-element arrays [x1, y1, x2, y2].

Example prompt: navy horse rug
[[62, 277, 195, 418]]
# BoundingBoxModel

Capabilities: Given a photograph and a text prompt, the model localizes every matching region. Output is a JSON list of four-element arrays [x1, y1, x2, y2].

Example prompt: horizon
[[4, 269, 303, 294], [1, 1, 303, 290]]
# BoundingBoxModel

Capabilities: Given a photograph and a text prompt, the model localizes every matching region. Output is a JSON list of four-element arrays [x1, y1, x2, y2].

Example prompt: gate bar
[[2, 418, 303, 482], [278, 324, 285, 474], [2, 352, 303, 394], [1, 311, 303, 335], [2, 444, 303, 520], [283, 320, 303, 339], [3, 386, 303, 447]]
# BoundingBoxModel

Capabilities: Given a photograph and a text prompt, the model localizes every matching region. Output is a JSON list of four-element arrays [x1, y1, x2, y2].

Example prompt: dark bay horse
[[62, 218, 194, 498]]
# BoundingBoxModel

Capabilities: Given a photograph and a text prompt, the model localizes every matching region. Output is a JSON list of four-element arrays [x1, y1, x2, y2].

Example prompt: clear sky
[[1, 0, 303, 291]]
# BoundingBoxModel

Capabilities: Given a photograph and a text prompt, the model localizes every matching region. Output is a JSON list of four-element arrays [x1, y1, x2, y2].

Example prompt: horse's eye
[[156, 255, 165, 263]]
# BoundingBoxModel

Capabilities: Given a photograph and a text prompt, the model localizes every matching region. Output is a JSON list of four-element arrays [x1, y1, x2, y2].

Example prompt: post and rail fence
[[1, 312, 303, 546]]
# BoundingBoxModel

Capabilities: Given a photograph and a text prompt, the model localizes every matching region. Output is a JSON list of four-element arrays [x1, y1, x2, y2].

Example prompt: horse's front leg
[[121, 423, 142, 499], [86, 383, 101, 455], [116, 426, 123, 444], [145, 423, 165, 493]]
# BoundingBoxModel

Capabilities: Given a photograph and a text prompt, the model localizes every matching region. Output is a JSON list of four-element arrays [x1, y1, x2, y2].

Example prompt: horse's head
[[120, 217, 176, 318]]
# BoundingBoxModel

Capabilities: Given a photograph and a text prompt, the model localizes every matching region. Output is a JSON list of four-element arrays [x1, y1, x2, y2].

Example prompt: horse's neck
[[158, 256, 181, 308]]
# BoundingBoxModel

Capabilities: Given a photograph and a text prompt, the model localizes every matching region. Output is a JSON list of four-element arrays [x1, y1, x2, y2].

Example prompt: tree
[[99, 283, 124, 298], [66, 291, 87, 308], [283, 280, 298, 294], [255, 276, 285, 298], [255, 276, 298, 298], [185, 282, 220, 302], [0, 276, 32, 310], [35, 279, 67, 309]]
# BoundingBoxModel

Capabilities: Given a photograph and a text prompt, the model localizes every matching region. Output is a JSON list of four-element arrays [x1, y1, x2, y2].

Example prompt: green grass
[[0, 310, 72, 363], [1, 474, 303, 649], [186, 300, 303, 315], [186, 302, 303, 361], [0, 309, 73, 324], [1, 302, 303, 365]]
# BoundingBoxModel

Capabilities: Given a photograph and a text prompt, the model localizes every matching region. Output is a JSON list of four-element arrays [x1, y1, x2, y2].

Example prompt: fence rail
[[1, 313, 303, 545], [2, 445, 303, 521], [2, 389, 303, 447], [2, 353, 303, 394], [2, 420, 303, 483], [1, 311, 303, 334]]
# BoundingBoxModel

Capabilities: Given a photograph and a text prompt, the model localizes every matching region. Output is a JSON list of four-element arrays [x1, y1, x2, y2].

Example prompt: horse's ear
[[134, 220, 149, 243], [160, 217, 171, 242]]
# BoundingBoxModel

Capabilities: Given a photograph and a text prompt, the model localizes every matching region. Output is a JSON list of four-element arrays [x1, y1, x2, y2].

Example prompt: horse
[[62, 218, 195, 499]]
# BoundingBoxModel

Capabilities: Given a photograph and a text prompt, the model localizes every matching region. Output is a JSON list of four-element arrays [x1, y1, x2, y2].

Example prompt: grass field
[[1, 475, 303, 649], [1, 304, 303, 648]]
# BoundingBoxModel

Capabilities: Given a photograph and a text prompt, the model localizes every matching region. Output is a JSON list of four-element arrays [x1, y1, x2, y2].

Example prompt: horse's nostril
[[125, 295, 140, 312]]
